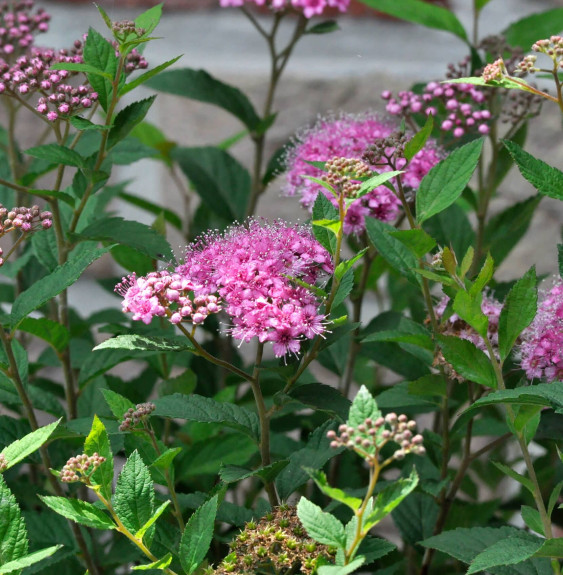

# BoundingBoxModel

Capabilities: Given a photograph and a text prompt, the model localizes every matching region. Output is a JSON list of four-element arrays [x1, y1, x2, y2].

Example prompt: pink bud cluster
[[284, 113, 442, 235], [60, 452, 106, 483], [0, 453, 7, 472], [0, 204, 52, 234], [119, 402, 156, 432], [435, 293, 502, 355], [115, 270, 222, 326], [327, 413, 425, 464], [117, 220, 332, 358], [382, 80, 489, 139], [532, 36, 563, 67], [521, 280, 563, 382], [0, 0, 50, 58], [219, 0, 350, 19]]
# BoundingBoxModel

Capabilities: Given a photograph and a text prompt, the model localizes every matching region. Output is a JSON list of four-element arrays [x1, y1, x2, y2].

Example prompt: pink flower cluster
[[521, 280, 563, 382], [219, 0, 350, 18], [382, 75, 490, 139], [0, 0, 50, 58], [435, 293, 502, 354], [117, 220, 333, 358], [284, 113, 443, 234]]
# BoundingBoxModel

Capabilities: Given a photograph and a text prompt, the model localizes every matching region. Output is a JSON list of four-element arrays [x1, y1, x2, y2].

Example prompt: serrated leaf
[[0, 420, 59, 471], [135, 501, 170, 541], [348, 385, 381, 427], [10, 246, 110, 328], [108, 97, 157, 149], [437, 335, 497, 387], [83, 27, 118, 111], [39, 496, 115, 530], [416, 138, 483, 223], [73, 216, 174, 262], [297, 497, 346, 548], [503, 140, 563, 201], [114, 450, 154, 534], [355, 0, 467, 40], [404, 113, 434, 161], [84, 415, 113, 501], [306, 469, 362, 511], [132, 553, 172, 571], [219, 461, 289, 484], [150, 447, 182, 471], [312, 193, 338, 254], [94, 334, 194, 353], [288, 383, 351, 420], [332, 268, 354, 309], [146, 68, 261, 130], [498, 267, 537, 361], [0, 475, 28, 565], [355, 170, 403, 199], [25, 144, 84, 168], [521, 505, 545, 536], [100, 388, 135, 420], [153, 393, 260, 441], [180, 495, 218, 574], [388, 229, 436, 258], [0, 545, 62, 574], [17, 317, 69, 352]]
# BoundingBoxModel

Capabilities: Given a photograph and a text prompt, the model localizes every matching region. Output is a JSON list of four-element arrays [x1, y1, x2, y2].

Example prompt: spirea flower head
[[60, 452, 106, 483], [219, 0, 350, 19], [0, 0, 50, 59], [119, 402, 156, 432], [284, 112, 443, 234], [521, 280, 563, 382]]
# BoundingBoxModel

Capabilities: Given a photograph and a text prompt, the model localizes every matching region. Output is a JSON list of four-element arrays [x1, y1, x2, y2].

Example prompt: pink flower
[[219, 0, 350, 17], [521, 280, 563, 382]]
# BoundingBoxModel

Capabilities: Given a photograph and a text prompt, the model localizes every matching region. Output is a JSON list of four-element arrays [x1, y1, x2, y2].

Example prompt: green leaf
[[483, 195, 541, 266], [135, 501, 170, 541], [288, 383, 351, 420], [10, 245, 110, 327], [355, 170, 403, 200], [0, 420, 59, 471], [84, 415, 114, 501], [521, 505, 545, 536], [297, 497, 346, 548], [17, 317, 69, 352], [498, 267, 537, 361], [467, 532, 544, 574], [312, 193, 338, 254], [83, 27, 118, 111], [74, 217, 174, 262], [332, 268, 354, 309], [363, 315, 433, 351], [355, 0, 467, 40], [219, 461, 289, 485], [365, 218, 419, 285], [491, 461, 535, 495], [40, 496, 115, 530], [120, 55, 182, 96], [503, 140, 563, 201], [469, 252, 494, 296], [100, 388, 135, 419], [172, 146, 250, 221], [153, 393, 260, 442], [25, 144, 84, 168], [118, 190, 182, 230], [94, 334, 194, 353], [49, 61, 112, 77], [107, 97, 157, 150], [318, 557, 365, 575], [388, 229, 436, 258], [134, 3, 163, 36], [0, 475, 28, 565], [453, 290, 488, 338], [132, 553, 172, 571], [416, 138, 484, 224], [503, 9, 563, 51], [114, 450, 154, 534], [180, 495, 218, 575], [364, 470, 419, 530], [334, 249, 368, 281], [306, 20, 340, 34], [348, 385, 381, 427], [306, 469, 362, 511], [404, 113, 434, 162], [146, 68, 261, 131], [151, 447, 182, 471], [0, 545, 62, 574], [437, 335, 497, 387]]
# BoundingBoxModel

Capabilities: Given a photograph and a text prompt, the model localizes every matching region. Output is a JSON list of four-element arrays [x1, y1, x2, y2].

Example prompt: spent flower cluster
[[284, 113, 442, 234], [119, 402, 156, 432], [327, 412, 425, 464], [60, 452, 106, 483], [118, 220, 332, 357], [212, 505, 332, 575], [521, 280, 563, 382]]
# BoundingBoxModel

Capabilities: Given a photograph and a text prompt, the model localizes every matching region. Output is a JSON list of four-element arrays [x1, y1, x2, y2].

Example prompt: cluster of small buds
[[212, 505, 333, 575], [515, 55, 538, 75], [501, 88, 543, 125], [532, 36, 563, 68], [482, 58, 506, 83], [323, 156, 371, 198], [115, 270, 222, 326], [382, 57, 490, 139], [362, 131, 409, 166], [111, 19, 145, 41], [0, 0, 50, 58], [0, 453, 7, 472], [327, 413, 425, 464], [119, 402, 156, 432], [120, 44, 148, 74], [0, 204, 52, 234], [60, 452, 106, 483]]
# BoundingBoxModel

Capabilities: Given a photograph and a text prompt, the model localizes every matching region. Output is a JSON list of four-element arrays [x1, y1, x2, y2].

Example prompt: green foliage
[[0, 420, 58, 471], [84, 415, 114, 501], [297, 497, 346, 548], [503, 9, 563, 50], [180, 495, 218, 574]]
